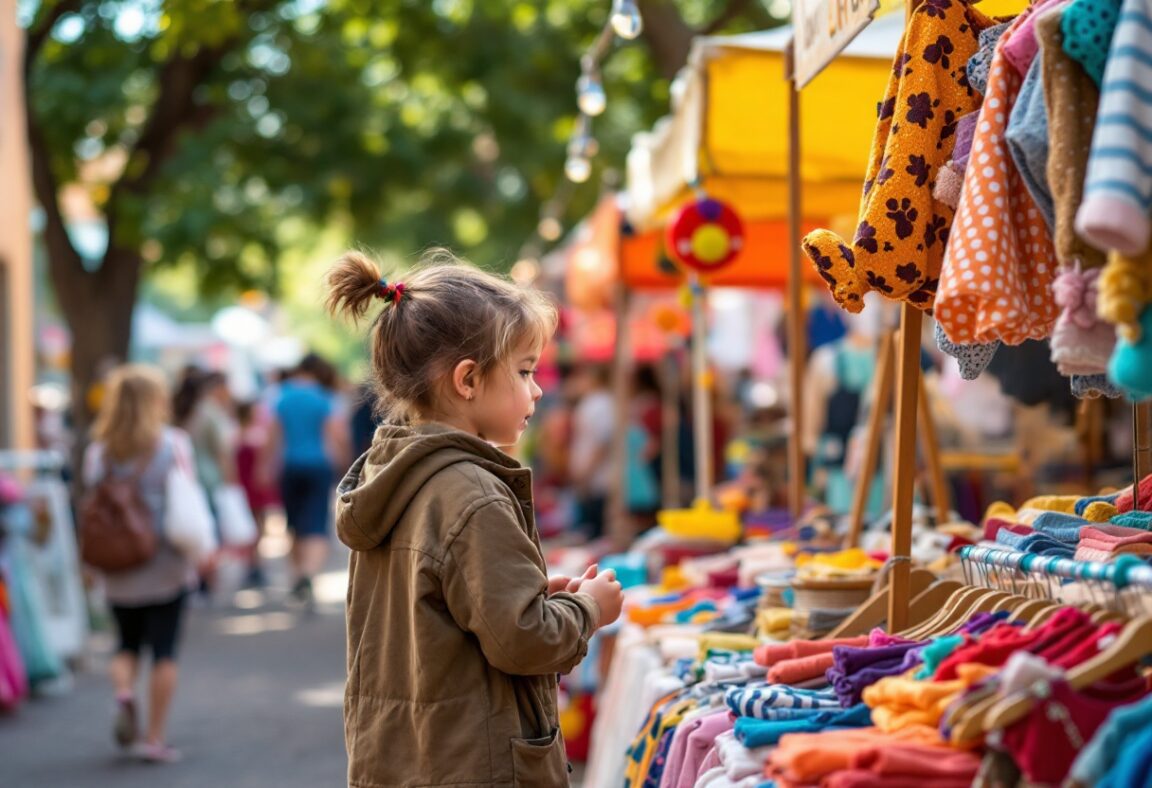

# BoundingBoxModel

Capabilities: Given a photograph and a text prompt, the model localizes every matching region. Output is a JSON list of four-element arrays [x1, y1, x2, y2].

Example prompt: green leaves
[[26, 0, 766, 304]]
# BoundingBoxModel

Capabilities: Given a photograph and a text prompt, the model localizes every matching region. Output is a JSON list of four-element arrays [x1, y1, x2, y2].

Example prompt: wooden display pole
[[786, 42, 808, 519], [609, 285, 634, 549], [846, 330, 896, 547], [689, 275, 714, 499], [661, 349, 682, 509], [887, 304, 923, 632], [917, 374, 952, 525], [845, 328, 950, 547], [1134, 402, 1152, 511]]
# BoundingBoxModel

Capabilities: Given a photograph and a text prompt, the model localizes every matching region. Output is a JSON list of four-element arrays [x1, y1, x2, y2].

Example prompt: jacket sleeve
[[441, 497, 600, 676]]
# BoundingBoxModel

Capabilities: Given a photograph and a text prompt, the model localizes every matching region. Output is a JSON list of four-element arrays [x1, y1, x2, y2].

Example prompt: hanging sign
[[791, 0, 880, 89], [665, 197, 746, 275]]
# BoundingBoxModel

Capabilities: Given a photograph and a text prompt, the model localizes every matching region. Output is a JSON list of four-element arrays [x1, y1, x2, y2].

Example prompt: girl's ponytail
[[325, 251, 385, 323]]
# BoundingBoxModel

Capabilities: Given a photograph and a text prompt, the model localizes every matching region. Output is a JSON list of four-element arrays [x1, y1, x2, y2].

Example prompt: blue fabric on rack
[[1112, 511, 1152, 529], [1072, 695, 1152, 786], [674, 600, 718, 623], [724, 684, 842, 719], [731, 587, 762, 603], [996, 527, 1031, 550], [1099, 723, 1152, 788], [734, 704, 873, 748], [1076, 492, 1122, 515], [1016, 533, 1077, 557], [1031, 511, 1090, 543]]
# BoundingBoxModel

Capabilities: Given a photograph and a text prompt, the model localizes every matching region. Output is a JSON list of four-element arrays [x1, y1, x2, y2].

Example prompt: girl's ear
[[451, 359, 478, 402]]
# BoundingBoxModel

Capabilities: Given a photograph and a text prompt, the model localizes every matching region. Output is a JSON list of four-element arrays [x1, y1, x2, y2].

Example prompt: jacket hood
[[335, 422, 528, 551]]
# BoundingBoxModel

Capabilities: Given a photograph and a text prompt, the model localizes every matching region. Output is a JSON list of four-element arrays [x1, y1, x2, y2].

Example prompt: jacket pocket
[[510, 727, 568, 787]]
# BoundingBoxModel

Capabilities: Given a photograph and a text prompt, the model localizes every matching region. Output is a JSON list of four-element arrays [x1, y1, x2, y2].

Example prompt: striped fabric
[[723, 684, 842, 719], [1076, 0, 1152, 255]]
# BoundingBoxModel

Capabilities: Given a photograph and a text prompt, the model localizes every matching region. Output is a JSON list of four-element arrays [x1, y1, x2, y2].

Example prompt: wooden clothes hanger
[[980, 616, 1152, 734], [901, 586, 1016, 640], [823, 568, 937, 639]]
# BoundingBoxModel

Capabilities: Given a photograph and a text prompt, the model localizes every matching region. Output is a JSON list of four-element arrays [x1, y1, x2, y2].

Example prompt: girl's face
[[470, 341, 544, 447]]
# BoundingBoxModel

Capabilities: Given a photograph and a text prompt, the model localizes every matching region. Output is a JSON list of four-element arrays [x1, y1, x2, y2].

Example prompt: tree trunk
[[50, 243, 140, 488], [637, 0, 697, 80]]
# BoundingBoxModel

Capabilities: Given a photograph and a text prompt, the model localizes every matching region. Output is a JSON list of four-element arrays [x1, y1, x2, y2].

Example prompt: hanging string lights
[[522, 2, 644, 263]]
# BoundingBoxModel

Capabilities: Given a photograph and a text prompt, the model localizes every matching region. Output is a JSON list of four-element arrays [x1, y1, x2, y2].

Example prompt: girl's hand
[[566, 563, 599, 593], [582, 568, 624, 628], [546, 575, 572, 596]]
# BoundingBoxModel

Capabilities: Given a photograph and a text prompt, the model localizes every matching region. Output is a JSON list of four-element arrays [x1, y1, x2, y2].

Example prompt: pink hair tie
[[391, 283, 406, 305]]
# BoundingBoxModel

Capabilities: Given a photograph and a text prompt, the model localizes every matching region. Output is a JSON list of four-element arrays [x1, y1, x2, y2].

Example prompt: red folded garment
[[754, 636, 870, 667], [983, 516, 1033, 542], [767, 652, 837, 685], [1081, 523, 1152, 546], [851, 744, 981, 781], [822, 771, 972, 788], [1116, 474, 1152, 512]]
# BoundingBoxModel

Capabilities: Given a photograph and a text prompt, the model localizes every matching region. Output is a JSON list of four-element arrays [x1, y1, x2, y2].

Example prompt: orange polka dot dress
[[935, 10, 1061, 344]]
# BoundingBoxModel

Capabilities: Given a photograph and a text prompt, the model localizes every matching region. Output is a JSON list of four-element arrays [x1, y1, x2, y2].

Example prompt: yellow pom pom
[[690, 225, 731, 264]]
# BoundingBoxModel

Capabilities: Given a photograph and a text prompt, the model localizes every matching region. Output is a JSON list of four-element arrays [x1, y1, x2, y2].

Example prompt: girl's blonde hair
[[92, 364, 171, 462], [325, 248, 557, 422]]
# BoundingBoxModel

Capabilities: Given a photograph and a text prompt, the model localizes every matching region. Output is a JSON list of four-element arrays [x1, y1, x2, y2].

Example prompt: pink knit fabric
[[1049, 266, 1117, 374]]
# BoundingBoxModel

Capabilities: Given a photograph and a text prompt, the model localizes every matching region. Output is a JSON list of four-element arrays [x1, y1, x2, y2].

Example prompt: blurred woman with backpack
[[81, 364, 198, 763]]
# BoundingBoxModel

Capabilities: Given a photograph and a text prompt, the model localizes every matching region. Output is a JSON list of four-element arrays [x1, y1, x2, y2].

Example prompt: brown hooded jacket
[[336, 423, 599, 787]]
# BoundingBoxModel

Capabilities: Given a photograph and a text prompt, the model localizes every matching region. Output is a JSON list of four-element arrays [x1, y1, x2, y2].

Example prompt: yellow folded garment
[[1020, 495, 1080, 514], [794, 548, 882, 579], [698, 633, 760, 660], [658, 565, 690, 593], [981, 501, 1017, 529], [757, 607, 796, 638], [1083, 502, 1119, 522], [863, 663, 999, 736]]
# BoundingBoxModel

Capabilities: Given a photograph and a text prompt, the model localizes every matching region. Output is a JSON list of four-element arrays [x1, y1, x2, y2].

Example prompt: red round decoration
[[665, 197, 745, 274]]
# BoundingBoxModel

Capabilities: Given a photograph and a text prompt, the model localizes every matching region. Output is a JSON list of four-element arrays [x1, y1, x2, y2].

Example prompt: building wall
[[0, 15, 36, 451]]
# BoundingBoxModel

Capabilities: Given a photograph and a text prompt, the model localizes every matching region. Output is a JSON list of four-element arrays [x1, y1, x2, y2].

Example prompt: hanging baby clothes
[[1075, 0, 1152, 256], [1027, 4, 1119, 378], [1098, 248, 1152, 340], [1061, 0, 1122, 87], [934, 21, 1015, 210], [1003, 2, 1063, 232], [935, 6, 1062, 346], [1041, 6, 1108, 272], [802, 0, 995, 313]]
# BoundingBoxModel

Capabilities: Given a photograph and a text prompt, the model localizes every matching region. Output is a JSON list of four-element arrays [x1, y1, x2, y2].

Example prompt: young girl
[[327, 250, 623, 787], [83, 365, 199, 763]]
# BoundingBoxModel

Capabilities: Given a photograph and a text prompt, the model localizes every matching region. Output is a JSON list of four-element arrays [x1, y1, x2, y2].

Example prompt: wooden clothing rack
[[786, 0, 1152, 632], [843, 328, 952, 550], [785, 0, 928, 632]]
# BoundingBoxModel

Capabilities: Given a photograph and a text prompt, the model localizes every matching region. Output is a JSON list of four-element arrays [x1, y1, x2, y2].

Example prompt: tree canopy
[[24, 0, 776, 293]]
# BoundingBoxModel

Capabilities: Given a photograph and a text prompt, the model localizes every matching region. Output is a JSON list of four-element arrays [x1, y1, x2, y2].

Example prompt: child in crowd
[[325, 249, 623, 787]]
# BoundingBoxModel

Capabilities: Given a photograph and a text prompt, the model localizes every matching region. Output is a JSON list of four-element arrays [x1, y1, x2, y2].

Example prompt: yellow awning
[[627, 0, 1027, 229]]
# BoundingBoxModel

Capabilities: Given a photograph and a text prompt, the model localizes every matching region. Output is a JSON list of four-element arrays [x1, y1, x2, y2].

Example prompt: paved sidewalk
[[1, 533, 350, 788]]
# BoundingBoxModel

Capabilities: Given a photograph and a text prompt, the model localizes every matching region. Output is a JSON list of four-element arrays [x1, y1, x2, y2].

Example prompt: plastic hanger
[[981, 616, 1152, 733]]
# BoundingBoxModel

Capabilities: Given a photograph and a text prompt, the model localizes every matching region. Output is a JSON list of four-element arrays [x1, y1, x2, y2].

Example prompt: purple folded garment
[[832, 642, 924, 676], [951, 113, 979, 170], [962, 611, 1014, 636], [828, 641, 928, 707], [898, 646, 928, 673], [828, 660, 914, 707]]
